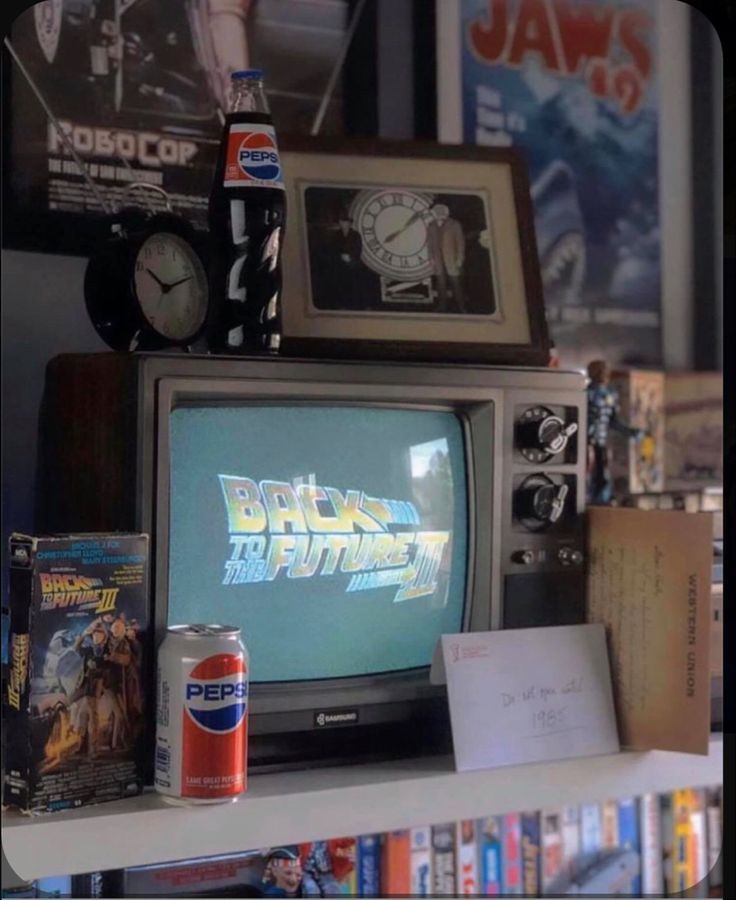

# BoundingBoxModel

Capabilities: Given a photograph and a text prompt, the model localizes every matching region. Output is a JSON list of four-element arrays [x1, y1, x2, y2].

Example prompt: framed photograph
[[279, 137, 549, 365]]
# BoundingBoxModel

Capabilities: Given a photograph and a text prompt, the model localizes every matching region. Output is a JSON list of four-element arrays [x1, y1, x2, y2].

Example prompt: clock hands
[[384, 211, 424, 244], [146, 268, 167, 289], [164, 275, 193, 292], [146, 268, 193, 294]]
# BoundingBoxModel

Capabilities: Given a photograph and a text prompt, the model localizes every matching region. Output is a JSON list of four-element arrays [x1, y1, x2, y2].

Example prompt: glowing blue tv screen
[[168, 406, 468, 682]]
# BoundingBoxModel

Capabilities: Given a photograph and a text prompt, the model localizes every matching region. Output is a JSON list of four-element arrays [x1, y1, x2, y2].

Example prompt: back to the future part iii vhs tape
[[3, 533, 149, 814]]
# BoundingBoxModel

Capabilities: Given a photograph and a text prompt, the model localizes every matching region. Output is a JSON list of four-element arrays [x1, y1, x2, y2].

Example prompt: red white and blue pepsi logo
[[184, 653, 248, 734], [237, 131, 281, 182]]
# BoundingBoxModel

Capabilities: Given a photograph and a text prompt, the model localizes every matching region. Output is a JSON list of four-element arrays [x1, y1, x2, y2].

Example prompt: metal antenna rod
[[311, 0, 370, 136], [4, 36, 113, 214], [109, 130, 159, 215]]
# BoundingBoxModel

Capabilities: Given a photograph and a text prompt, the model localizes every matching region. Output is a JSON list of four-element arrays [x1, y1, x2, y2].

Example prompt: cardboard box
[[664, 372, 723, 491], [3, 533, 149, 814], [609, 369, 665, 495]]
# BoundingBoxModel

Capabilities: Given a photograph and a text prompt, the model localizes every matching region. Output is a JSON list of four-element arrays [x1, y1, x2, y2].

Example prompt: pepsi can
[[154, 625, 248, 805]]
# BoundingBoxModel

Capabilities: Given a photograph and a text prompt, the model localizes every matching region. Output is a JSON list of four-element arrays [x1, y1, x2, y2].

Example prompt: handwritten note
[[587, 507, 712, 754], [430, 625, 619, 772]]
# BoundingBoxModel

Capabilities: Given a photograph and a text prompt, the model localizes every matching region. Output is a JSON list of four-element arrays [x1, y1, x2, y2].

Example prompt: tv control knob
[[558, 547, 584, 566], [515, 474, 570, 530], [517, 406, 578, 462], [512, 549, 535, 565]]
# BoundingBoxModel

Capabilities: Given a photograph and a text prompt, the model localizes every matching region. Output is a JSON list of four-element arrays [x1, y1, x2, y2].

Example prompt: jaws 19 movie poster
[[450, 0, 661, 367]]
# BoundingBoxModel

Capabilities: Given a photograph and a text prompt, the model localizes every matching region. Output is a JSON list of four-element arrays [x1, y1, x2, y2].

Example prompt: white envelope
[[430, 624, 620, 771]]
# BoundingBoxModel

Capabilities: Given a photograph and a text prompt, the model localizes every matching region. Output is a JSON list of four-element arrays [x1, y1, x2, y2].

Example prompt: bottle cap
[[231, 69, 264, 81]]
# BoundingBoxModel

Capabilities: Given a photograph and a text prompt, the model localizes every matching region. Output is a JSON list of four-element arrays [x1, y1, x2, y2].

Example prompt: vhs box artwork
[[3, 533, 149, 814], [104, 840, 357, 897]]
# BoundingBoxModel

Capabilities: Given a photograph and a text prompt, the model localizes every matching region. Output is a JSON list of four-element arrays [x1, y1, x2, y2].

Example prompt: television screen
[[168, 406, 468, 682]]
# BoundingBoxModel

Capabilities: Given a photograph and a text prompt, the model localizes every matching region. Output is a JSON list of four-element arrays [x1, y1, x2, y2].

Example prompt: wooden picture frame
[[279, 137, 550, 366]]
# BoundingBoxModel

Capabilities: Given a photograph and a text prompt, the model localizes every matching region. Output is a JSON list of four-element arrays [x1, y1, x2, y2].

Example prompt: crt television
[[37, 354, 587, 768]]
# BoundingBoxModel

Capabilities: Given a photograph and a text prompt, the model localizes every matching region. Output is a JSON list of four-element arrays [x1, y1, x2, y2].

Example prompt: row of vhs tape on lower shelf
[[3, 784, 723, 899]]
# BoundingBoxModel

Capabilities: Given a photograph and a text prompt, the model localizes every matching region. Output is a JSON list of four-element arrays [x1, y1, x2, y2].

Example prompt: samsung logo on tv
[[314, 709, 359, 728]]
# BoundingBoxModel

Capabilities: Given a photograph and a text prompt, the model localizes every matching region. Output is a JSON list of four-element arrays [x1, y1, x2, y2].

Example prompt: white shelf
[[2, 737, 723, 884]]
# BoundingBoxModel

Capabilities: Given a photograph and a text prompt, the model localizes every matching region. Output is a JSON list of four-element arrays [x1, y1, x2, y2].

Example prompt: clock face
[[353, 190, 436, 281], [133, 232, 208, 342]]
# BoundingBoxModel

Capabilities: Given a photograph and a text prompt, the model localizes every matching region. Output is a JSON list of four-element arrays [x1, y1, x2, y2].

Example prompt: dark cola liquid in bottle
[[208, 70, 285, 353]]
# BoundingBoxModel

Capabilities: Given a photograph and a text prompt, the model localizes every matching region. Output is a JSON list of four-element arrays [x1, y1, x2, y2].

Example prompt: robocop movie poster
[[455, 0, 662, 368], [7, 0, 348, 230]]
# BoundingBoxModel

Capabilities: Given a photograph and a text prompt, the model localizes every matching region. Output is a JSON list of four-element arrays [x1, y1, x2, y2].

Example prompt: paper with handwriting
[[587, 507, 712, 754], [430, 625, 619, 771]]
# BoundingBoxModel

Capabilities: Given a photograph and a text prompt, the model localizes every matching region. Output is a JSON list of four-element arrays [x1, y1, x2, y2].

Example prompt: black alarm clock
[[85, 210, 210, 351]]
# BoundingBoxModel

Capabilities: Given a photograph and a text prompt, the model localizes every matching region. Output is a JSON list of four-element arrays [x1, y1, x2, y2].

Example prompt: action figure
[[586, 360, 643, 505]]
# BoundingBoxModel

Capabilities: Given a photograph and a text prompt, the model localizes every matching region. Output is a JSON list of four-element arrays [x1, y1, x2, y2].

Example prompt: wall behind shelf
[[1, 251, 104, 599]]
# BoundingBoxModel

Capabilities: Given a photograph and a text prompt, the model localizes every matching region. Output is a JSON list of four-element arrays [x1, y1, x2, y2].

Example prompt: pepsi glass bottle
[[207, 70, 285, 353]]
